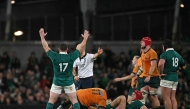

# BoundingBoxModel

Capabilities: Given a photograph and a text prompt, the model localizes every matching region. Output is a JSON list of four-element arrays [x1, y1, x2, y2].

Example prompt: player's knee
[[119, 95, 126, 102], [140, 89, 148, 104], [170, 97, 177, 102]]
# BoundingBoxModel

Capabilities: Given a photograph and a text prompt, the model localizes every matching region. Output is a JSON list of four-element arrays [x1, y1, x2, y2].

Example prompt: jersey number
[[59, 63, 68, 72], [172, 57, 179, 67]]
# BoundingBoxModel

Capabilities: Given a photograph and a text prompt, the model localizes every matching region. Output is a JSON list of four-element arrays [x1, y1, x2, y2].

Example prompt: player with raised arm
[[57, 46, 103, 109], [114, 55, 142, 102], [158, 39, 186, 109], [73, 46, 103, 89], [39, 28, 89, 109]]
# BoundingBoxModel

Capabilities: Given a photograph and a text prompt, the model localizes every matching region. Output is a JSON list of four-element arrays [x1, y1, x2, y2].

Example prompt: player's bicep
[[150, 59, 157, 66]]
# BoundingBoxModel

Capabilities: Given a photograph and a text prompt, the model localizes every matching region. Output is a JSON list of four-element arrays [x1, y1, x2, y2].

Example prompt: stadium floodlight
[[11, 0, 15, 4], [180, 4, 184, 8], [14, 31, 23, 36]]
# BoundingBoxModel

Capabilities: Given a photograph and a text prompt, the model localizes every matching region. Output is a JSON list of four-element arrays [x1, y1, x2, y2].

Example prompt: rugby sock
[[46, 102, 54, 109], [73, 102, 80, 109]]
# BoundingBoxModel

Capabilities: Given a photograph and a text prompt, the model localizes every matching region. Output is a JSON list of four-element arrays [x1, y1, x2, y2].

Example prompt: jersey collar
[[59, 52, 67, 54], [143, 48, 151, 54], [166, 48, 174, 51]]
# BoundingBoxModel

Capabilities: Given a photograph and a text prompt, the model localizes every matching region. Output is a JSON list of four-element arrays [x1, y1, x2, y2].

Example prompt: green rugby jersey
[[126, 100, 144, 109], [160, 48, 185, 82], [47, 50, 80, 86]]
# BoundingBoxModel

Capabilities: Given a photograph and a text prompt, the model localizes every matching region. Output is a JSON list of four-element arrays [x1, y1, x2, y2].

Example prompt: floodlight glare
[[11, 0, 15, 4], [14, 31, 23, 36], [180, 4, 184, 8]]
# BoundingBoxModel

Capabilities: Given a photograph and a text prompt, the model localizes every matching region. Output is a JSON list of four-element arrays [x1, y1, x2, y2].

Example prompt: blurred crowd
[[0, 44, 190, 109]]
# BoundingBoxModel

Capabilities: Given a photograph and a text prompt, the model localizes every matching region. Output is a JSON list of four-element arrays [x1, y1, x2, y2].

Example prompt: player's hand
[[144, 75, 150, 83], [134, 76, 138, 80], [81, 30, 90, 39], [97, 47, 103, 55], [39, 28, 47, 38], [114, 78, 121, 82], [74, 76, 79, 81], [159, 74, 167, 79]]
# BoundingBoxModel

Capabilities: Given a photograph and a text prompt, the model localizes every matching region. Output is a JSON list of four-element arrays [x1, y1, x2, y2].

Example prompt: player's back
[[161, 49, 184, 74], [47, 50, 80, 86], [77, 88, 107, 107]]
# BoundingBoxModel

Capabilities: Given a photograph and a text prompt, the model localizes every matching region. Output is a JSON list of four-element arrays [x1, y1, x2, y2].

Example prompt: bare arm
[[110, 95, 126, 109], [115, 73, 135, 82], [148, 60, 157, 76], [158, 59, 165, 75], [73, 67, 79, 81], [76, 30, 89, 52], [39, 28, 50, 52], [72, 67, 77, 76], [93, 47, 103, 59]]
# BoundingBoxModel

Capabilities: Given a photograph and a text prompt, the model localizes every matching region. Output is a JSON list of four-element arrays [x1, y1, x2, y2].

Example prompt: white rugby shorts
[[160, 80, 178, 90], [50, 83, 76, 94]]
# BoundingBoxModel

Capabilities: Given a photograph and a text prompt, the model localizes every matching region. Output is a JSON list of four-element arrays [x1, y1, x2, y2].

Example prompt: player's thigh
[[171, 90, 177, 100], [50, 84, 63, 94], [160, 86, 172, 100], [64, 83, 78, 103], [138, 77, 146, 89], [160, 79, 175, 98], [49, 91, 60, 103], [148, 76, 160, 89]]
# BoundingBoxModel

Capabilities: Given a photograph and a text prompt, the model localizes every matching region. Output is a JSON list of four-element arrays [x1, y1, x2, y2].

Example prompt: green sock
[[46, 102, 54, 109], [73, 102, 80, 109], [106, 104, 113, 109]]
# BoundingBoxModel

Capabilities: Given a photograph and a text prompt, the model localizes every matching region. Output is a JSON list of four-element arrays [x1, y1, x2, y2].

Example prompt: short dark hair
[[59, 43, 68, 51], [106, 88, 117, 100], [163, 39, 173, 49]]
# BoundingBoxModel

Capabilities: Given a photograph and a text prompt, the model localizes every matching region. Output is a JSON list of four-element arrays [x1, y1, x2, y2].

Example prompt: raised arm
[[39, 28, 51, 52], [76, 30, 89, 52], [93, 47, 103, 59]]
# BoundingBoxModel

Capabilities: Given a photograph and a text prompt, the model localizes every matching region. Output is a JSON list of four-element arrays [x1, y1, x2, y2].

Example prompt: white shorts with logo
[[160, 80, 178, 90], [50, 83, 76, 94]]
